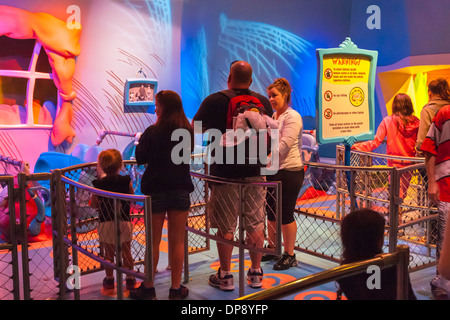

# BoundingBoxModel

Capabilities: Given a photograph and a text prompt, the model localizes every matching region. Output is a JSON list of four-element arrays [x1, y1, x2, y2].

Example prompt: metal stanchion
[[143, 195, 153, 287], [396, 244, 410, 300], [238, 184, 245, 297]]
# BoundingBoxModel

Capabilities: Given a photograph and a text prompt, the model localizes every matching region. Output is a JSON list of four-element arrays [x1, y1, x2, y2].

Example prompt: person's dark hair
[[230, 60, 239, 69], [428, 78, 450, 101], [341, 209, 386, 264], [154, 90, 194, 149], [267, 78, 292, 105], [391, 93, 419, 129], [392, 93, 414, 117], [98, 149, 123, 175]]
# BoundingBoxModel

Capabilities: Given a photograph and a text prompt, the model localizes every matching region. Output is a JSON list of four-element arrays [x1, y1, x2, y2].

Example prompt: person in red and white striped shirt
[[421, 104, 450, 299], [421, 105, 450, 202]]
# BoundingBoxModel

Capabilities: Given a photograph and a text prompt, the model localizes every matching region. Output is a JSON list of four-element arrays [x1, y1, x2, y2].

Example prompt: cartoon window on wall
[[0, 37, 58, 129]]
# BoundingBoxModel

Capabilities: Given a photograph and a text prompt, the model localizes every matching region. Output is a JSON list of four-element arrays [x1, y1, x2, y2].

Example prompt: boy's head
[[341, 209, 386, 262], [97, 149, 123, 175]]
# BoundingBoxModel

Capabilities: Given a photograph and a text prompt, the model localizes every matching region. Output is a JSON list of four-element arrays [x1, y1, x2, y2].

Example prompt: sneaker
[[169, 284, 189, 300], [208, 268, 234, 291], [261, 245, 281, 262], [273, 252, 298, 270], [431, 282, 449, 300], [247, 268, 264, 288], [128, 283, 157, 300], [126, 277, 136, 291], [431, 276, 450, 300], [102, 277, 115, 290]]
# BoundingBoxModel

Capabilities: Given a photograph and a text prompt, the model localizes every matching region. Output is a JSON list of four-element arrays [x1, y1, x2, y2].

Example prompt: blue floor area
[[75, 249, 337, 300], [1, 224, 439, 301], [71, 239, 437, 301]]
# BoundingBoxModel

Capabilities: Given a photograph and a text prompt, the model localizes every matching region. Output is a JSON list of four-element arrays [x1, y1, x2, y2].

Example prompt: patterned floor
[[55, 238, 438, 301], [0, 220, 439, 301]]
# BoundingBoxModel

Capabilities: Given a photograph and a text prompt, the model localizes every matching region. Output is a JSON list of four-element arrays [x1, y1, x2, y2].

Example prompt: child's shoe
[[169, 285, 189, 300], [128, 283, 157, 300], [102, 277, 115, 290], [126, 277, 136, 290]]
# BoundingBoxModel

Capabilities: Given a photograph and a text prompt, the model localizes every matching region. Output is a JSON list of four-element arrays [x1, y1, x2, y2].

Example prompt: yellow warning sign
[[321, 54, 371, 139]]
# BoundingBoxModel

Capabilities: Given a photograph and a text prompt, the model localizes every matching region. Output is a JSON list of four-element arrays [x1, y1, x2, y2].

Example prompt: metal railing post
[[335, 146, 343, 219], [143, 195, 153, 286], [396, 244, 409, 300], [276, 182, 282, 257], [52, 169, 69, 299], [238, 183, 245, 297], [114, 198, 124, 299], [184, 223, 189, 284], [17, 172, 31, 300], [238, 245, 411, 300], [5, 176, 20, 300], [363, 154, 372, 208], [389, 167, 400, 252], [349, 168, 356, 213], [69, 184, 80, 300]]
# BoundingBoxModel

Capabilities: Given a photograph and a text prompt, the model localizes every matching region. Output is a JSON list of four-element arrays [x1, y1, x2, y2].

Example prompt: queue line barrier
[[0, 147, 438, 299], [291, 146, 437, 271], [238, 245, 410, 300], [56, 159, 282, 298]]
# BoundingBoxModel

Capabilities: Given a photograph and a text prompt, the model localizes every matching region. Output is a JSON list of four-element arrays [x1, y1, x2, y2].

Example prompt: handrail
[[339, 145, 425, 163], [188, 170, 282, 297], [0, 175, 21, 299], [60, 174, 148, 202], [0, 154, 29, 173], [238, 245, 410, 300], [58, 162, 282, 298], [55, 168, 153, 300], [189, 170, 281, 187], [303, 160, 395, 171]]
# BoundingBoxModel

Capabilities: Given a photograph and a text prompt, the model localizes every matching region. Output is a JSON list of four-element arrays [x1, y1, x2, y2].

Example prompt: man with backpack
[[192, 60, 273, 290]]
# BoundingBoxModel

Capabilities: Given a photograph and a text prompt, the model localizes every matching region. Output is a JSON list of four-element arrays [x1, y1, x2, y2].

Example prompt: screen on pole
[[124, 78, 158, 113]]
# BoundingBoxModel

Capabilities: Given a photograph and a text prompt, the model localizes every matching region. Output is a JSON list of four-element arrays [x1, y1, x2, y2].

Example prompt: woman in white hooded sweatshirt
[[263, 78, 304, 270]]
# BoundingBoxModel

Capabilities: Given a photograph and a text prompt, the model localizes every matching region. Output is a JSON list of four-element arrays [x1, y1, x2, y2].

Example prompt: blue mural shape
[[221, 13, 317, 117], [218, 13, 313, 95], [181, 12, 316, 118], [124, 0, 173, 58], [184, 27, 209, 113]]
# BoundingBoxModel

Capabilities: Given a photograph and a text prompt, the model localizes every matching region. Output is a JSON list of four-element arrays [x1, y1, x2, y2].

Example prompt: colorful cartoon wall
[[0, 0, 449, 172]]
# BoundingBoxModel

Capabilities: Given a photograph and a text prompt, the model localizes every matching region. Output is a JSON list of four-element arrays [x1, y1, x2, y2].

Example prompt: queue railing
[[238, 245, 410, 300]]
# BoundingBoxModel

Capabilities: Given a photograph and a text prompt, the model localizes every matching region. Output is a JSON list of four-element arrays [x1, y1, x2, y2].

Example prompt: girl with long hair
[[130, 90, 194, 300], [352, 93, 420, 200], [352, 93, 419, 163]]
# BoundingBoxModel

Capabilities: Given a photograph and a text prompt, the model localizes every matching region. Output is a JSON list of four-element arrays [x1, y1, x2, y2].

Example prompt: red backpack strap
[[220, 90, 266, 129], [220, 90, 239, 129]]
